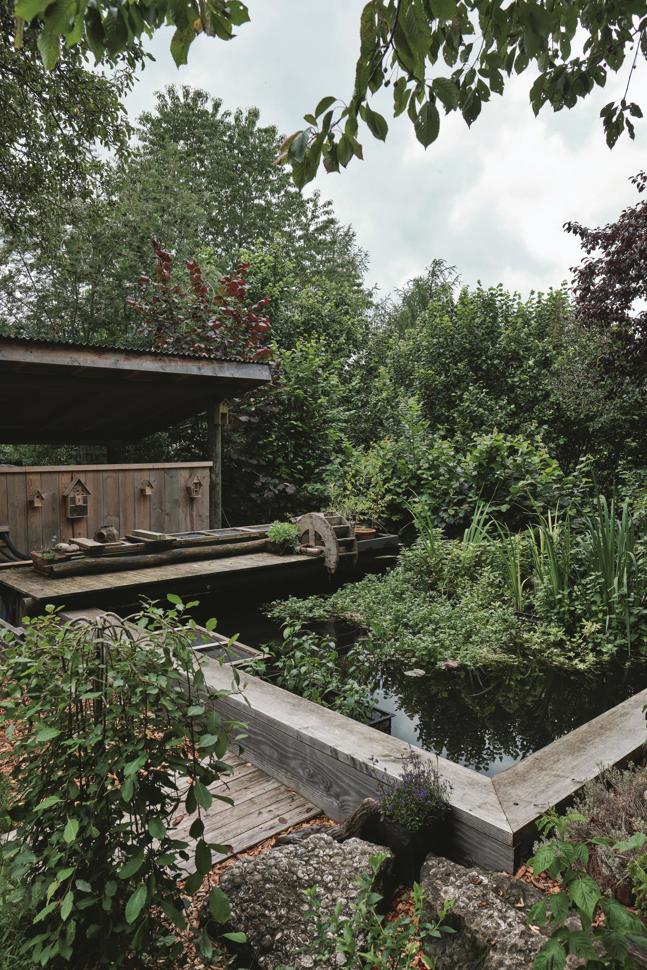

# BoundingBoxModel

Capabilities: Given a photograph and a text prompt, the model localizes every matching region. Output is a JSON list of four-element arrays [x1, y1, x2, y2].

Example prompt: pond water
[[195, 580, 647, 778]]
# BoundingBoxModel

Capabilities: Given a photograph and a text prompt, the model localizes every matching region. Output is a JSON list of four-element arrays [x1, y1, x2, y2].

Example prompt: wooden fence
[[0, 463, 211, 555]]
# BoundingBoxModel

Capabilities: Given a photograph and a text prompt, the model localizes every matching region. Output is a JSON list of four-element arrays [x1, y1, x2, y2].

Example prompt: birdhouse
[[30, 488, 45, 509], [140, 479, 155, 497], [63, 478, 90, 519], [187, 475, 203, 500], [219, 401, 229, 426]]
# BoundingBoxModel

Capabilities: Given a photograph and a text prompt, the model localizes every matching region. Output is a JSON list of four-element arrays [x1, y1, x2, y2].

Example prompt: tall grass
[[583, 496, 638, 653], [528, 507, 572, 605], [463, 501, 492, 547], [494, 525, 527, 611]]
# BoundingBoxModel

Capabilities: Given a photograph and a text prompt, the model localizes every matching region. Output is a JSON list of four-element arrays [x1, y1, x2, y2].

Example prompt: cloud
[[125, 6, 647, 298]]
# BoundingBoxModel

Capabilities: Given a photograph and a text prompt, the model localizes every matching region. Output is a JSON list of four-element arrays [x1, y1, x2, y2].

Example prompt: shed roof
[[0, 336, 271, 444]]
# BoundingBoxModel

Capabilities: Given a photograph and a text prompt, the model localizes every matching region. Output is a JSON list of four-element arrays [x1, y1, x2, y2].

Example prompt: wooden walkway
[[171, 750, 319, 872]]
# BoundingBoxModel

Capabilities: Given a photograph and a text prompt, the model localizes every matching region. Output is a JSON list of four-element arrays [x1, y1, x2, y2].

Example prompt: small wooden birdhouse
[[219, 401, 229, 426], [187, 475, 203, 500], [30, 488, 45, 509], [63, 477, 90, 519], [140, 479, 155, 497]]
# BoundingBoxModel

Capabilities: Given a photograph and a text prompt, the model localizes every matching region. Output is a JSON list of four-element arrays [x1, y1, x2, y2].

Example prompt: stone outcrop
[[420, 854, 550, 969], [215, 833, 392, 970]]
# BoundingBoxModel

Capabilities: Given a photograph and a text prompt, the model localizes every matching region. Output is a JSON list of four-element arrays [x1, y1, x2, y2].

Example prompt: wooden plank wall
[[0, 463, 211, 554]]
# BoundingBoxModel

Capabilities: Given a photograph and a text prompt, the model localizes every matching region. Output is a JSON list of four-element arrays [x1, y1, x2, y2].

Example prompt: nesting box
[[140, 479, 155, 497], [30, 488, 45, 509], [63, 477, 90, 519], [187, 475, 203, 500]]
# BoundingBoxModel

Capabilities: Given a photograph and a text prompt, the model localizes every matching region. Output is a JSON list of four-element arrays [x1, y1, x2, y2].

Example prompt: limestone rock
[[421, 854, 549, 969], [216, 833, 392, 970]]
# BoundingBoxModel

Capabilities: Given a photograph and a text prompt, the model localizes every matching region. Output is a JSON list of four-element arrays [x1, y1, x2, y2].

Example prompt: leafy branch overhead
[[9, 1, 647, 185], [281, 0, 647, 186]]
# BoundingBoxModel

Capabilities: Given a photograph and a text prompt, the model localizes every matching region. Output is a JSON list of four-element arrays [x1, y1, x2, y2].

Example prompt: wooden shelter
[[0, 336, 271, 528]]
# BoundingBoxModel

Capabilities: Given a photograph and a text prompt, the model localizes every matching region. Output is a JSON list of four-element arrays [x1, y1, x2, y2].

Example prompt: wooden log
[[34, 538, 270, 578]]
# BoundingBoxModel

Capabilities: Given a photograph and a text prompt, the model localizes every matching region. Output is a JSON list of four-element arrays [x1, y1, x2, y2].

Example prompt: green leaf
[[194, 781, 212, 810], [124, 754, 147, 776], [36, 30, 60, 69], [125, 885, 147, 925], [14, 0, 53, 20], [432, 77, 460, 111], [167, 593, 183, 606], [530, 843, 558, 875], [60, 890, 74, 922], [75, 880, 92, 893], [570, 876, 600, 921], [184, 870, 203, 895], [613, 832, 647, 853], [430, 0, 457, 17], [36, 725, 61, 743], [364, 106, 388, 141], [160, 899, 186, 929], [121, 778, 134, 803], [223, 931, 246, 944], [63, 818, 79, 843], [195, 839, 212, 876], [187, 705, 205, 718], [209, 885, 231, 923], [118, 852, 145, 880], [147, 817, 166, 840], [315, 96, 336, 117], [35, 795, 62, 812], [414, 101, 440, 147], [533, 937, 566, 970]]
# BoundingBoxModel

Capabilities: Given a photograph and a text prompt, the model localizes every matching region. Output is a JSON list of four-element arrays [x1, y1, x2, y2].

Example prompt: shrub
[[379, 750, 451, 833], [267, 520, 299, 552], [267, 626, 375, 723], [528, 809, 647, 968], [0, 599, 242, 968]]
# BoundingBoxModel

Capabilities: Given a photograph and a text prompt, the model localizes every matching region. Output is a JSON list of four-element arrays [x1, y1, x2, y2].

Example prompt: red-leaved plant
[[127, 239, 272, 361]]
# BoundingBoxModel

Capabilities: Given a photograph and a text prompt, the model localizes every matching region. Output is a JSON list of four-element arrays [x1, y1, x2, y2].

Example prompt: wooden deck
[[0, 551, 318, 619], [172, 750, 319, 872]]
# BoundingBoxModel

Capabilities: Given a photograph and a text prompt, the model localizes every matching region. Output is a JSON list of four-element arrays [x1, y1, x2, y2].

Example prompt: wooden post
[[207, 401, 222, 529]]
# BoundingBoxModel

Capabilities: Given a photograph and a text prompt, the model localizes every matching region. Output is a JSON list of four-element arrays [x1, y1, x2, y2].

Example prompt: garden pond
[[196, 581, 647, 778]]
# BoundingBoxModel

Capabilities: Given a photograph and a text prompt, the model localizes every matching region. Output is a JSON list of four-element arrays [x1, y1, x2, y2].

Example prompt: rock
[[420, 854, 550, 969], [404, 668, 426, 677], [215, 833, 392, 969]]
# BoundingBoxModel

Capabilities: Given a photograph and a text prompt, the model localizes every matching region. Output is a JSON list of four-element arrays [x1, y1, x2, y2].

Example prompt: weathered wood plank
[[493, 687, 647, 840], [199, 664, 514, 871], [0, 551, 314, 600]]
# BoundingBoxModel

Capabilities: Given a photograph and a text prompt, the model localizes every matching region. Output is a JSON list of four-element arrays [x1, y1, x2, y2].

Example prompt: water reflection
[[373, 662, 647, 776]]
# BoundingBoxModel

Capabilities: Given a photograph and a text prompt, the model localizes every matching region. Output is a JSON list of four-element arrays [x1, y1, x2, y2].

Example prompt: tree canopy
[[8, 0, 647, 186]]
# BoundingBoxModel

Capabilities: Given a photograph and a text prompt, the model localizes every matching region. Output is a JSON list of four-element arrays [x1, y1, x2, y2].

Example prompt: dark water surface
[[195, 582, 647, 778]]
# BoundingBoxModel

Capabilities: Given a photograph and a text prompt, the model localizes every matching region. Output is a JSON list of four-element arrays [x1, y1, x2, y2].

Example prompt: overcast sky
[[125, 2, 647, 300]]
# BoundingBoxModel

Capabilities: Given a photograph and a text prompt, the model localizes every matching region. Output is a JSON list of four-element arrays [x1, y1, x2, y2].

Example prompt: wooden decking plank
[[0, 551, 313, 600], [171, 750, 319, 873]]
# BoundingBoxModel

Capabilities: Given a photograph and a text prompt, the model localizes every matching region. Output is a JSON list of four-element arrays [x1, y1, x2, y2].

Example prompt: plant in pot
[[267, 520, 299, 554], [372, 750, 451, 883]]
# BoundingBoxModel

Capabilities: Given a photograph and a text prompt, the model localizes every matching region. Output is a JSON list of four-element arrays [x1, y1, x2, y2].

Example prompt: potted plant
[[267, 520, 299, 554], [372, 750, 452, 883]]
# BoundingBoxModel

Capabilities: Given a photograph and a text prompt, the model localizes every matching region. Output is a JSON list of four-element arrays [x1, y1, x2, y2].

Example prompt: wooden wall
[[0, 463, 211, 554]]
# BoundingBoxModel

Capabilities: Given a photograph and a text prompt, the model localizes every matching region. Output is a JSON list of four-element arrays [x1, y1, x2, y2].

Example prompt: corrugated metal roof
[[0, 332, 252, 364]]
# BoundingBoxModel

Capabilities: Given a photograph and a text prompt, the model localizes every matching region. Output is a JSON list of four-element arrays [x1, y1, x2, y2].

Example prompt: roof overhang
[[0, 338, 272, 443]]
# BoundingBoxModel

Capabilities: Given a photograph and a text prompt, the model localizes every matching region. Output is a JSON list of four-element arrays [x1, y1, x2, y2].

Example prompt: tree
[[10, 0, 647, 187], [0, 1, 133, 241], [565, 170, 647, 358]]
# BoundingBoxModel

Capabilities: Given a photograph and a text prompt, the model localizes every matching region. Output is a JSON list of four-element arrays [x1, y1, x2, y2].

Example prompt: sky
[[125, 2, 647, 300]]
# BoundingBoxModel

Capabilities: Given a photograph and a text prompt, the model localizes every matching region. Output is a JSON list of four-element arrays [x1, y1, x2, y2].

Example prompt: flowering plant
[[380, 749, 451, 833], [127, 238, 272, 362]]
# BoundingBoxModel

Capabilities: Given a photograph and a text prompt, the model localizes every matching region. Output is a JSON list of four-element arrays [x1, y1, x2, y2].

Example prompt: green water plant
[[0, 598, 243, 968]]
